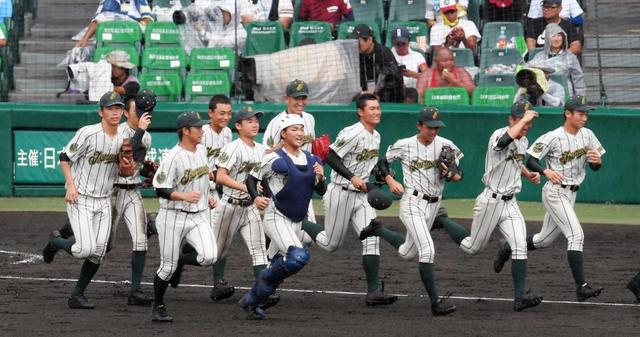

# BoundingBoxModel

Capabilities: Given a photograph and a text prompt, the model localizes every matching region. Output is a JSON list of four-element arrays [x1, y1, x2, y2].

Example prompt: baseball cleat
[[128, 289, 153, 306], [59, 222, 74, 239], [68, 294, 95, 309], [576, 283, 604, 302], [627, 280, 640, 303], [431, 296, 456, 316], [513, 294, 543, 312], [365, 282, 398, 306], [430, 207, 448, 231], [152, 304, 173, 322], [42, 230, 62, 264], [210, 279, 235, 302], [239, 295, 266, 320], [359, 218, 383, 241], [493, 240, 511, 274], [169, 265, 184, 288], [259, 293, 281, 310]]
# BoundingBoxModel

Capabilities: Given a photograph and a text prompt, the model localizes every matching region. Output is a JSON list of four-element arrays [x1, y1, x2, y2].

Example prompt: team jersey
[[217, 138, 265, 199], [386, 135, 463, 197], [62, 123, 126, 198], [201, 124, 233, 170], [153, 144, 210, 212], [330, 122, 380, 187], [252, 149, 309, 196], [115, 122, 152, 185], [527, 126, 605, 186], [482, 127, 528, 195], [263, 110, 316, 152]]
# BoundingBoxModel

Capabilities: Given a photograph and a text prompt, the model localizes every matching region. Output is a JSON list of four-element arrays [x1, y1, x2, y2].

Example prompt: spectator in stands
[[514, 62, 565, 106], [299, 0, 354, 30], [390, 27, 428, 92], [526, 0, 582, 55], [483, 0, 526, 22], [106, 50, 140, 97], [531, 23, 585, 96], [76, 0, 154, 47], [0, 22, 6, 47], [207, 1, 247, 50], [528, 0, 584, 26], [241, 0, 294, 31], [430, 0, 481, 54], [425, 0, 468, 27], [350, 24, 405, 103], [416, 48, 475, 103]]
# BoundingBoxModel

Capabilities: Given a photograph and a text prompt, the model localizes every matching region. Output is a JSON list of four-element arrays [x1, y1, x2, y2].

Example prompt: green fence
[[2, 102, 639, 203]]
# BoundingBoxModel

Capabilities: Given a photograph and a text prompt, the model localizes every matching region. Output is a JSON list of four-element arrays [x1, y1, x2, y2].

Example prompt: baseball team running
[[41, 80, 634, 323]]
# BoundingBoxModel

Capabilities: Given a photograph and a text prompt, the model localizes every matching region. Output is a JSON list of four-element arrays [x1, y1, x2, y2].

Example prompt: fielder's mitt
[[311, 134, 330, 163], [118, 140, 135, 177], [439, 145, 458, 181], [140, 160, 159, 187]]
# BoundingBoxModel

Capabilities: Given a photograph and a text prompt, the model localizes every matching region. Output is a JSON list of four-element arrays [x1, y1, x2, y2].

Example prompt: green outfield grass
[[0, 197, 638, 225]]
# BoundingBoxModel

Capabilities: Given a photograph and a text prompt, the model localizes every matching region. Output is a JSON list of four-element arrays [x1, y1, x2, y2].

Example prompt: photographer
[[514, 63, 565, 107]]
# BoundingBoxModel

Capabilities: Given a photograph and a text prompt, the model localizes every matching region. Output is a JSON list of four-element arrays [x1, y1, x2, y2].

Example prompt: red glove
[[311, 134, 331, 163]]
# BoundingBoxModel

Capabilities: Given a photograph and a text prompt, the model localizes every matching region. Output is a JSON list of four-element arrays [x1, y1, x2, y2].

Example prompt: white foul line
[[0, 250, 44, 264], [1, 274, 639, 308]]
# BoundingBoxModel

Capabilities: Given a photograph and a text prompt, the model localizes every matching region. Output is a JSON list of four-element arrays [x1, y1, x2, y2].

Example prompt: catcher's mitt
[[118, 139, 135, 177], [439, 145, 458, 181], [311, 134, 330, 163], [140, 160, 159, 187]]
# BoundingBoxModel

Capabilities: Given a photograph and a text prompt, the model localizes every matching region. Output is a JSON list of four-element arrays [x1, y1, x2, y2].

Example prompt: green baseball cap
[[285, 79, 309, 98], [233, 106, 264, 124], [99, 91, 125, 108], [565, 95, 594, 111], [176, 111, 208, 129], [511, 100, 534, 118], [418, 106, 446, 127]]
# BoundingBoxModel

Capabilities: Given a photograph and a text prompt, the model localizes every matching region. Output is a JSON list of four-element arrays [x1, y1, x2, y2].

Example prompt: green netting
[[185, 72, 231, 101], [467, 0, 481, 27], [480, 48, 523, 69], [424, 87, 470, 105], [96, 21, 142, 46], [451, 48, 475, 67], [289, 21, 333, 47], [472, 86, 515, 106], [144, 21, 181, 47], [481, 21, 524, 50], [337, 21, 381, 43], [350, 0, 385, 31], [141, 46, 187, 71], [388, 0, 427, 22], [477, 73, 516, 86], [93, 46, 140, 66], [138, 72, 183, 101], [189, 47, 236, 71], [385, 21, 429, 49], [243, 21, 285, 56]]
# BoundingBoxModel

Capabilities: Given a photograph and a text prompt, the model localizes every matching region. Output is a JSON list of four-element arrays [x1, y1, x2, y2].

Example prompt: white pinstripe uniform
[[63, 123, 126, 263], [212, 139, 268, 267], [385, 135, 462, 263], [458, 126, 529, 259], [152, 144, 217, 280], [110, 122, 152, 252], [200, 124, 233, 224], [316, 122, 380, 254], [527, 127, 605, 251]]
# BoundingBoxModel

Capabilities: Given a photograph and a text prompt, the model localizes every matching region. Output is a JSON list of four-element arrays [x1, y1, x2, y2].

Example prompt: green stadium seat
[[424, 87, 470, 105], [481, 22, 524, 50], [467, 0, 481, 28], [93, 46, 140, 67], [350, 0, 385, 33], [139, 72, 183, 102], [477, 73, 516, 86], [480, 48, 523, 70], [144, 21, 181, 47], [141, 46, 187, 74], [388, 0, 427, 22], [96, 21, 142, 48], [189, 47, 236, 72], [451, 48, 475, 67], [337, 21, 381, 43], [385, 21, 429, 49], [243, 21, 286, 56], [527, 47, 544, 61], [471, 86, 515, 106], [550, 73, 570, 100], [185, 72, 231, 102], [150, 0, 170, 9], [289, 21, 333, 47]]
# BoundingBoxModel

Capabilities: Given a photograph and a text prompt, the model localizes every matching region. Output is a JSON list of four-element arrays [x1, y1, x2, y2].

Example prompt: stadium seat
[[480, 48, 523, 70], [289, 21, 333, 47], [189, 47, 236, 72], [388, 0, 427, 22], [424, 87, 470, 105], [337, 21, 381, 43], [144, 21, 181, 47], [350, 0, 385, 33], [138, 72, 183, 102], [185, 72, 231, 102], [481, 22, 524, 51], [385, 21, 429, 49], [550, 73, 570, 100], [527, 47, 545, 61], [243, 21, 286, 56], [471, 86, 515, 106], [150, 0, 170, 9], [477, 73, 516, 86], [96, 21, 142, 49], [467, 0, 481, 28], [93, 46, 140, 68], [141, 46, 187, 75], [451, 48, 475, 67]]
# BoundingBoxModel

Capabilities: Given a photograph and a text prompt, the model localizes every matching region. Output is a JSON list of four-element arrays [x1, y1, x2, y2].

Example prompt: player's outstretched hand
[[527, 172, 541, 184], [208, 196, 218, 209], [313, 162, 324, 180], [65, 183, 79, 204], [543, 169, 564, 184], [183, 191, 201, 203], [586, 149, 601, 165], [350, 176, 367, 192], [138, 112, 152, 130], [254, 196, 269, 210], [388, 179, 404, 196]]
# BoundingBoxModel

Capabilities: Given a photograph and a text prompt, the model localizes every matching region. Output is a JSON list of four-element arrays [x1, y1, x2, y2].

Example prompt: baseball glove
[[439, 145, 459, 181], [311, 134, 330, 163], [140, 160, 159, 187], [118, 140, 136, 177]]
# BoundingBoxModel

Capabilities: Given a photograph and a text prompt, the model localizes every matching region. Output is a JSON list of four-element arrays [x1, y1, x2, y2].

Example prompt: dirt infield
[[1, 212, 639, 337]]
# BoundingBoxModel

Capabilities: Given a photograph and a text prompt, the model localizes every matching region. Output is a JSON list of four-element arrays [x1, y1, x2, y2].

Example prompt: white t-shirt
[[391, 47, 427, 89], [430, 19, 481, 47], [425, 0, 469, 23], [241, 0, 293, 21], [527, 0, 583, 20]]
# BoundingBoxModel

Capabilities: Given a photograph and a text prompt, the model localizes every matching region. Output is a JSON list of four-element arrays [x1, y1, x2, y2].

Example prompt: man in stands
[[429, 0, 481, 54], [390, 27, 428, 99], [106, 50, 139, 97], [416, 48, 475, 103], [76, 0, 154, 48], [241, 0, 294, 31], [425, 0, 468, 27], [526, 0, 582, 55], [299, 0, 354, 31], [528, 0, 584, 26]]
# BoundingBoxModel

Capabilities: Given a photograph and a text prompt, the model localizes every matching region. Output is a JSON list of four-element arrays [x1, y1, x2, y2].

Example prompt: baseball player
[[434, 101, 544, 311], [150, 111, 218, 322], [200, 95, 234, 302], [301, 93, 397, 306], [359, 106, 460, 316], [42, 91, 135, 309], [238, 114, 326, 319], [493, 95, 605, 302]]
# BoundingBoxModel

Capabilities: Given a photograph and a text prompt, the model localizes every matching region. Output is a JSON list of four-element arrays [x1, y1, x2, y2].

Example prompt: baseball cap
[[511, 100, 533, 118], [99, 91, 125, 108], [543, 0, 562, 6], [176, 111, 208, 129], [391, 27, 410, 44], [106, 50, 135, 70], [285, 79, 309, 98], [278, 114, 305, 134], [233, 106, 264, 124], [418, 106, 446, 127], [135, 89, 157, 117], [564, 95, 594, 111], [439, 0, 458, 12], [349, 24, 373, 39]]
